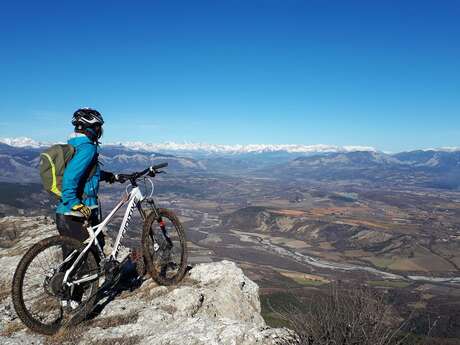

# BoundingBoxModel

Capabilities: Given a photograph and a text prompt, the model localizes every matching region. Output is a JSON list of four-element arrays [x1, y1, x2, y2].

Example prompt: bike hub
[[45, 272, 67, 298]]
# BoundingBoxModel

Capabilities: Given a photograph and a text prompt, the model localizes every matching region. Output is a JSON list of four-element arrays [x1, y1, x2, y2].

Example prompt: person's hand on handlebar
[[114, 174, 127, 183], [114, 163, 168, 184]]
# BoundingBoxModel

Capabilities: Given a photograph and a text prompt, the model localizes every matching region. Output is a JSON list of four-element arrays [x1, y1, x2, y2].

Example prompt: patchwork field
[[1, 168, 460, 339]]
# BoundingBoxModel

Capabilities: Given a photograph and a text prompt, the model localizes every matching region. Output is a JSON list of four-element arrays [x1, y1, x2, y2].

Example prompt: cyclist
[[56, 108, 115, 262]]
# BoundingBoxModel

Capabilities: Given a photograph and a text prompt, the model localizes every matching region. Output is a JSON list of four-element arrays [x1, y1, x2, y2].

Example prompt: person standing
[[55, 108, 115, 259]]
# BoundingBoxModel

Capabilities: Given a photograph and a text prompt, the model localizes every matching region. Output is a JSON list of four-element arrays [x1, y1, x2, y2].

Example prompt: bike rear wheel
[[142, 208, 188, 285], [11, 235, 99, 335]]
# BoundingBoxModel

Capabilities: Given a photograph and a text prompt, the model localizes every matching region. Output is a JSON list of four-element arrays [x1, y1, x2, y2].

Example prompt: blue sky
[[0, 0, 459, 152]]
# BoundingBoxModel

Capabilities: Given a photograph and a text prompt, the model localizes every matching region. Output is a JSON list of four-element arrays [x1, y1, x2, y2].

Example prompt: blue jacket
[[56, 134, 101, 214]]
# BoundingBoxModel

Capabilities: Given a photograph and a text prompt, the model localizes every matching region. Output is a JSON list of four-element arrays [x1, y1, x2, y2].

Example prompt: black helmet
[[72, 108, 104, 127]]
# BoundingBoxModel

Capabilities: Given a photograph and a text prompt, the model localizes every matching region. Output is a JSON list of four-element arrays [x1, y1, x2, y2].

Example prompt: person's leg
[[55, 213, 88, 260], [55, 214, 88, 239], [55, 214, 93, 305], [56, 212, 107, 266]]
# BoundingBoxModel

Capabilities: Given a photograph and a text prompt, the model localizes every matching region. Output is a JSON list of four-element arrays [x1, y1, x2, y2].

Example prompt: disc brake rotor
[[44, 271, 67, 298]]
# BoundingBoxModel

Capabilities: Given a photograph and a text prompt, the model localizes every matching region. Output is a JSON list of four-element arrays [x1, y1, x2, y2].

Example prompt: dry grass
[[0, 321, 25, 336], [87, 311, 139, 329], [0, 281, 11, 302], [0, 224, 20, 248], [4, 247, 26, 256], [92, 336, 142, 345], [45, 327, 85, 345], [45, 312, 139, 344], [272, 284, 415, 345]]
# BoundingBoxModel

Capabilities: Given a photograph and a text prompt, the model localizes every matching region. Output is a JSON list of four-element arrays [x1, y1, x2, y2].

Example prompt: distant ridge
[[0, 137, 459, 189], [0, 137, 377, 154], [119, 142, 377, 154], [1, 137, 459, 154]]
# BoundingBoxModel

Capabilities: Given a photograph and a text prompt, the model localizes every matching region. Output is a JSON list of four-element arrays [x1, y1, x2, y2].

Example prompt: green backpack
[[39, 144, 76, 198], [39, 144, 99, 198]]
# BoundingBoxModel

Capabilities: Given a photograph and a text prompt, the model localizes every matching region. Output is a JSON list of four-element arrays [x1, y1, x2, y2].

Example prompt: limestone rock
[[0, 216, 297, 345]]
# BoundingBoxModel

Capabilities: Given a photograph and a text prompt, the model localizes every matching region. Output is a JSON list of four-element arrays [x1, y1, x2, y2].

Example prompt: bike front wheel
[[11, 235, 99, 335], [142, 208, 188, 285]]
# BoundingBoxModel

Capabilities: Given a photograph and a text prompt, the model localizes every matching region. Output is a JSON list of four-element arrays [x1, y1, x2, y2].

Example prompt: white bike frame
[[62, 185, 146, 287]]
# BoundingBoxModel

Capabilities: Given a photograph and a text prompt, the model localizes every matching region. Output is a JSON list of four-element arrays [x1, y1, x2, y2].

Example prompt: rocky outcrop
[[0, 216, 296, 345]]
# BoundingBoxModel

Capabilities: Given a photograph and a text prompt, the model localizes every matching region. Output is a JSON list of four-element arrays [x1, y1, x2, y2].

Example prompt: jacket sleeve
[[60, 143, 97, 209]]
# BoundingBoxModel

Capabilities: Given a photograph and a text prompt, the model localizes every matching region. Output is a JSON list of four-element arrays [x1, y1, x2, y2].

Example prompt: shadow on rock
[[87, 258, 144, 320]]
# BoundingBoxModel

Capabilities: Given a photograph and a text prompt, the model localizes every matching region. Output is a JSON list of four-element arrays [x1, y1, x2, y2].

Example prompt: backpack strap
[[89, 153, 99, 177], [40, 152, 62, 197]]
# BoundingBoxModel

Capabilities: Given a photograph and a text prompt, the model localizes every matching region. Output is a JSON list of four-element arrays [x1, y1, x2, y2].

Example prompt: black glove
[[115, 174, 127, 183], [102, 171, 116, 184]]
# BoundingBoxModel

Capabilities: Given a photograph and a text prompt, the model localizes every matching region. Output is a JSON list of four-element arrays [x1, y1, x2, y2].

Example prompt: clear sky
[[0, 0, 459, 152]]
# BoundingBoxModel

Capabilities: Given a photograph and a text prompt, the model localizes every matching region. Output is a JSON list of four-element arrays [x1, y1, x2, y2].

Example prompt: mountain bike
[[11, 163, 188, 335]]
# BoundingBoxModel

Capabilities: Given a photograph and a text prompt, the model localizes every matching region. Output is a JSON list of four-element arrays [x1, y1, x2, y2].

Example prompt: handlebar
[[115, 162, 168, 185], [150, 162, 168, 170]]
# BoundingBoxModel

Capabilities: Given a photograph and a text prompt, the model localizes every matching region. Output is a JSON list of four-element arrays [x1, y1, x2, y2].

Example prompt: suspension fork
[[139, 198, 162, 222], [145, 200, 170, 245], [139, 199, 167, 244]]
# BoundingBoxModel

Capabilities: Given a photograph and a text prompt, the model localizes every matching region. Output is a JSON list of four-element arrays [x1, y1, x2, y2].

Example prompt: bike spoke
[[13, 236, 100, 335], [22, 247, 63, 325], [18, 241, 98, 327]]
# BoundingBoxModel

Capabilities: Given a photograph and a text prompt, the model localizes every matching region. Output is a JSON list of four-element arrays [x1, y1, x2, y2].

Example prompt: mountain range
[[0, 141, 205, 183], [0, 138, 459, 189], [2, 136, 460, 155]]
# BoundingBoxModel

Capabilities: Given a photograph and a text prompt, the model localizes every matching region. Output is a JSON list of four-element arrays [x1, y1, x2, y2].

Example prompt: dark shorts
[[55, 212, 104, 302]]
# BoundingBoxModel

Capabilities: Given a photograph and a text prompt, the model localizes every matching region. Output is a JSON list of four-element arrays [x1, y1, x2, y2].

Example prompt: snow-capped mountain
[[0, 138, 459, 189], [1, 137, 379, 154], [0, 137, 49, 148], [422, 147, 460, 153], [0, 140, 205, 183], [116, 141, 378, 155], [1, 137, 458, 157]]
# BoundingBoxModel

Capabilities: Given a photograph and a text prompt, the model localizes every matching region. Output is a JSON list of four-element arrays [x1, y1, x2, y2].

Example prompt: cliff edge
[[0, 216, 296, 345]]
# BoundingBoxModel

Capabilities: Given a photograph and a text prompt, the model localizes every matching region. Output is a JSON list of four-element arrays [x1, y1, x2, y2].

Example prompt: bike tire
[[11, 235, 99, 335], [142, 208, 188, 286]]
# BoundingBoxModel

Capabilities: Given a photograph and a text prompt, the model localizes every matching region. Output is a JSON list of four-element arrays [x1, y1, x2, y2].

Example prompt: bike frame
[[62, 184, 154, 287]]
